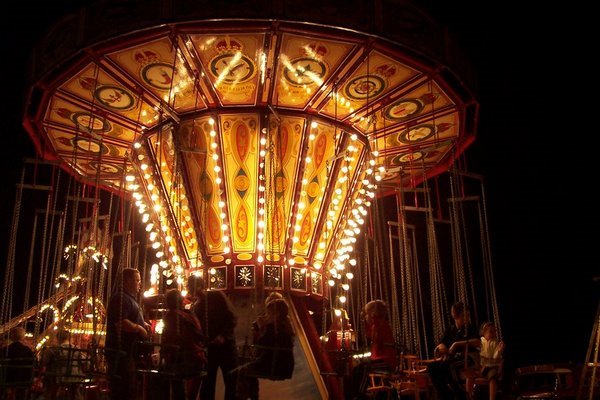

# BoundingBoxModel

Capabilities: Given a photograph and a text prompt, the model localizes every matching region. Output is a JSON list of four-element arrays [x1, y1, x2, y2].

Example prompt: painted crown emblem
[[216, 37, 243, 53], [134, 49, 160, 66], [302, 43, 328, 57], [376, 64, 397, 78]]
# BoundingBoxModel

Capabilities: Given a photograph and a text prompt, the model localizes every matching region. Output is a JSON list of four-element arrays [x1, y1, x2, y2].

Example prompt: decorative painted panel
[[220, 114, 259, 253], [275, 34, 354, 109], [107, 37, 204, 113], [179, 118, 225, 255], [60, 64, 159, 127], [190, 34, 264, 106]]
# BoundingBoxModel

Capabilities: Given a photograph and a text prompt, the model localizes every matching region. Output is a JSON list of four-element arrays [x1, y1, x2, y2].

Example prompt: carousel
[[1, 1, 502, 399]]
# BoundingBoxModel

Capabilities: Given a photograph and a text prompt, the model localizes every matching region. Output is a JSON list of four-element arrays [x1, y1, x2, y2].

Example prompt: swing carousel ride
[[1, 0, 503, 398]]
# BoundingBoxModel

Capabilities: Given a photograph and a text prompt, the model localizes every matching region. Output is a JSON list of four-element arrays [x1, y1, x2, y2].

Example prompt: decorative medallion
[[141, 62, 175, 90], [93, 85, 135, 110], [274, 170, 287, 199], [235, 265, 255, 288], [283, 57, 328, 86], [343, 75, 385, 100], [59, 137, 110, 155], [67, 111, 112, 134], [291, 267, 307, 291], [87, 161, 123, 175], [385, 99, 424, 121], [234, 169, 250, 198], [210, 53, 256, 83], [398, 124, 435, 143], [307, 176, 320, 204], [391, 151, 426, 164], [264, 265, 282, 289]]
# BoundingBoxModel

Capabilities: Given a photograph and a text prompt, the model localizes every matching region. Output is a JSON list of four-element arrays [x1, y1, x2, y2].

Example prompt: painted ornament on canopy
[[278, 42, 329, 106], [134, 49, 175, 90], [343, 64, 397, 101], [56, 108, 113, 134], [209, 37, 257, 102], [384, 92, 438, 121]]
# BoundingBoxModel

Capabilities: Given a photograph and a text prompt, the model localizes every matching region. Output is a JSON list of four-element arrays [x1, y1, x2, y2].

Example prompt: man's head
[[9, 327, 26, 342], [451, 301, 469, 328], [122, 268, 142, 296]]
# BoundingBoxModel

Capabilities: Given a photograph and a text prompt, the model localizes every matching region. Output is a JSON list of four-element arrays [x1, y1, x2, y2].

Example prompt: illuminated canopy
[[24, 6, 477, 295]]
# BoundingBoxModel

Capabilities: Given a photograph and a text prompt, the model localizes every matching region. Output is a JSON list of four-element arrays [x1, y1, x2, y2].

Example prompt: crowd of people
[[1, 268, 297, 400], [1, 268, 504, 400]]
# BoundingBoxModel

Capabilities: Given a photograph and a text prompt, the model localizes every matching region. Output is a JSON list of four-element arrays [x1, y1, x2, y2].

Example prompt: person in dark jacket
[[105, 268, 151, 400], [161, 289, 206, 400], [428, 301, 480, 400], [187, 274, 238, 400]]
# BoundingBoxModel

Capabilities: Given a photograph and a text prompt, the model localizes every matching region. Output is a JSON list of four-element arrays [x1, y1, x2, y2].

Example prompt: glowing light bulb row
[[54, 273, 82, 289], [39, 304, 60, 323], [256, 127, 268, 263], [325, 150, 381, 316], [289, 122, 318, 249], [129, 146, 189, 296], [314, 133, 360, 263], [162, 49, 193, 104], [208, 117, 231, 256]]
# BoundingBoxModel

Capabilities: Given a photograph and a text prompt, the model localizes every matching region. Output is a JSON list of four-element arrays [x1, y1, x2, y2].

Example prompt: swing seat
[[43, 346, 93, 383], [365, 372, 394, 399]]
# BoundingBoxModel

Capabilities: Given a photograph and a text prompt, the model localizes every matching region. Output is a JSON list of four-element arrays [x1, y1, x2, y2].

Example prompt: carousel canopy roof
[[22, 0, 479, 290]]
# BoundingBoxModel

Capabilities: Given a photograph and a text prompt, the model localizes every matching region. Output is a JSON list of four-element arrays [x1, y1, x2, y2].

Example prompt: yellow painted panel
[[275, 34, 354, 109], [179, 118, 225, 255], [45, 96, 137, 143], [353, 80, 454, 134], [321, 51, 419, 120], [148, 127, 199, 261], [315, 139, 365, 262], [292, 122, 336, 256], [190, 34, 264, 105], [60, 64, 159, 128], [107, 36, 205, 113], [263, 115, 305, 255], [221, 114, 259, 253]]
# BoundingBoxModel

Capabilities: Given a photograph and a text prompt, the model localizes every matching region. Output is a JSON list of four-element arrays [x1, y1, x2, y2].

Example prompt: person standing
[[187, 274, 238, 400], [428, 301, 480, 400], [162, 289, 206, 400], [105, 268, 151, 400]]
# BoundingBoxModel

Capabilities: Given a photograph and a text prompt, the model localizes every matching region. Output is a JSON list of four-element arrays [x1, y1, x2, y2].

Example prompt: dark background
[[0, 0, 597, 376]]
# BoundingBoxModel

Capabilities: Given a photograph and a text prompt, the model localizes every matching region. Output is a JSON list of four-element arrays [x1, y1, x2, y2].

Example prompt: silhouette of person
[[162, 289, 206, 400], [105, 268, 151, 400], [187, 274, 237, 400], [428, 301, 479, 400], [0, 327, 35, 400]]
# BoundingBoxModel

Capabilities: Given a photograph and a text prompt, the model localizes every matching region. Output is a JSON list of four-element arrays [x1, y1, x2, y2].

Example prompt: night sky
[[1, 0, 597, 377]]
